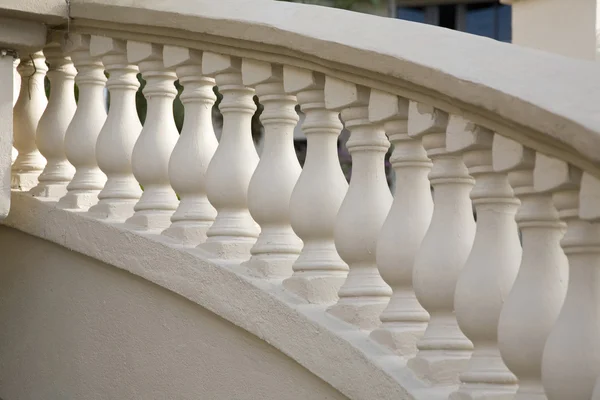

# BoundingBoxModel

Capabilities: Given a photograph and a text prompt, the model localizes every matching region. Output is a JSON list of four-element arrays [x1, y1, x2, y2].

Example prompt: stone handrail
[[4, 0, 600, 399]]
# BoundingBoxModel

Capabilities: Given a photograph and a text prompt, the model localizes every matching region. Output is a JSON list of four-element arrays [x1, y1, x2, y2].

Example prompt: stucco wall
[[0, 226, 348, 400], [511, 0, 598, 60]]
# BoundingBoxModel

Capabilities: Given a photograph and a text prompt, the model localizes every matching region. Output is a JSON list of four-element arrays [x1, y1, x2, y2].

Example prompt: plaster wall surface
[[0, 226, 348, 400], [510, 0, 598, 60]]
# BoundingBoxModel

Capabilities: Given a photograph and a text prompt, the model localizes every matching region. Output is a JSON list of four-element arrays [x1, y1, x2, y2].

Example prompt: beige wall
[[510, 0, 598, 60], [0, 226, 348, 400]]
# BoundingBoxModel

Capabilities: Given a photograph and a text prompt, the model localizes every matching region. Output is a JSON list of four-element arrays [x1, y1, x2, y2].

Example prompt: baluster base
[[11, 172, 41, 191], [126, 210, 174, 231], [88, 199, 137, 221], [283, 272, 347, 304], [57, 190, 100, 210], [197, 238, 256, 261], [327, 298, 389, 330], [241, 255, 298, 279], [449, 383, 517, 400], [408, 349, 472, 384], [370, 322, 427, 356], [512, 384, 547, 400], [162, 221, 213, 247], [29, 182, 69, 199]]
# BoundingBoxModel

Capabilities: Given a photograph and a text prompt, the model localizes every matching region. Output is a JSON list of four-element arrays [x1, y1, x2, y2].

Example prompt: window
[[397, 1, 511, 42]]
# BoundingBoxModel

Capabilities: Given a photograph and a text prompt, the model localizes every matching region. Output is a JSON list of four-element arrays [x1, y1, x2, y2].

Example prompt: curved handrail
[[64, 0, 600, 176]]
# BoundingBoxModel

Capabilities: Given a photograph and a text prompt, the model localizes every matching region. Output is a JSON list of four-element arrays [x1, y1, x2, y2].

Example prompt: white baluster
[[240, 59, 302, 278], [324, 77, 392, 330], [11, 58, 19, 165], [125, 41, 179, 230], [494, 136, 568, 400], [197, 52, 259, 260], [30, 32, 76, 198], [87, 37, 142, 221], [367, 91, 431, 355], [161, 46, 217, 246], [537, 156, 600, 400], [408, 103, 474, 384], [57, 34, 107, 210], [12, 57, 19, 107], [12, 51, 47, 191], [449, 120, 520, 400], [282, 66, 348, 303]]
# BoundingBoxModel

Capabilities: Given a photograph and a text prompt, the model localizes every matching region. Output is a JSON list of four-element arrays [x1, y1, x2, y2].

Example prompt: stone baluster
[[161, 46, 217, 246], [493, 136, 568, 400], [282, 66, 348, 303], [12, 51, 47, 191], [87, 37, 142, 221], [407, 103, 474, 384], [240, 59, 302, 278], [536, 155, 600, 400], [197, 52, 259, 260], [57, 34, 107, 210], [324, 77, 392, 330], [11, 57, 19, 165], [30, 33, 76, 198], [367, 91, 432, 355], [12, 57, 19, 107], [449, 119, 520, 399], [125, 41, 179, 230]]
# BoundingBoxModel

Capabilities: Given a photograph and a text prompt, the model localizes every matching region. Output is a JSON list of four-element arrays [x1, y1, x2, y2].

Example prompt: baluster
[[494, 136, 568, 400], [407, 103, 474, 384], [125, 41, 179, 230], [240, 59, 302, 278], [87, 37, 142, 221], [30, 32, 76, 198], [449, 119, 520, 399], [12, 57, 19, 107], [282, 66, 348, 303], [12, 51, 47, 191], [537, 156, 600, 400], [197, 52, 259, 260], [161, 46, 217, 245], [57, 34, 107, 210], [11, 58, 19, 165], [367, 91, 431, 355], [324, 77, 392, 329]]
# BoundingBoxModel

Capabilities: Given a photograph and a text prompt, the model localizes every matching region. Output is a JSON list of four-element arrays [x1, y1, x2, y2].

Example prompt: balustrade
[[407, 103, 474, 384], [282, 66, 348, 303], [30, 32, 76, 198], [5, 4, 600, 399], [161, 46, 217, 246], [324, 77, 392, 330], [368, 91, 431, 355], [57, 33, 107, 210], [12, 51, 46, 191]]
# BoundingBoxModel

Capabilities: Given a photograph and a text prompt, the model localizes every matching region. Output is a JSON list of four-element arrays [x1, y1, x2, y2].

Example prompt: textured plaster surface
[[1, 192, 436, 400], [65, 0, 600, 171], [0, 225, 350, 400]]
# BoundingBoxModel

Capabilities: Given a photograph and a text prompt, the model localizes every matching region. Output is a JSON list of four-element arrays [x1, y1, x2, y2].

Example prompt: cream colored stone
[[12, 51, 46, 191], [161, 46, 217, 246]]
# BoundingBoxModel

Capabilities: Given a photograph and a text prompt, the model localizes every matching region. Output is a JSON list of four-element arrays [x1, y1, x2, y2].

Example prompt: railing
[[5, 0, 600, 399]]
